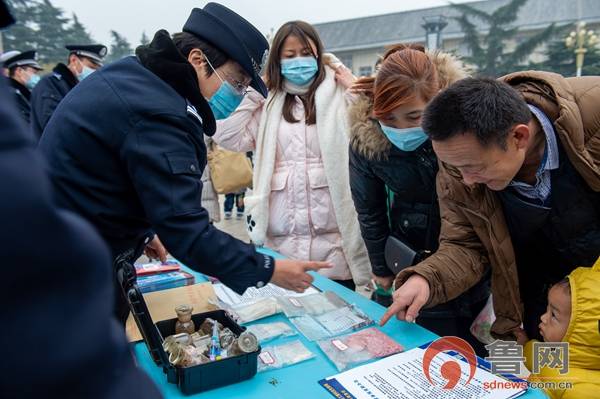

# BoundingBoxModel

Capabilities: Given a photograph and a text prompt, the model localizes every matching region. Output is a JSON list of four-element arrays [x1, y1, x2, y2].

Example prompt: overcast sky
[[51, 0, 479, 47]]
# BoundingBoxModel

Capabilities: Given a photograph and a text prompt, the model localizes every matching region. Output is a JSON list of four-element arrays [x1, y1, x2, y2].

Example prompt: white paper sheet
[[213, 282, 319, 306], [320, 347, 526, 399]]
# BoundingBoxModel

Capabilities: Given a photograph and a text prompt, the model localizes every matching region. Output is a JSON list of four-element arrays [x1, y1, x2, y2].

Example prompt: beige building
[[314, 0, 600, 76]]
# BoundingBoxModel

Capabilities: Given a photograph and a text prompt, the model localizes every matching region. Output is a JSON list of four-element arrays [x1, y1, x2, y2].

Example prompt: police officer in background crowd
[[30, 44, 107, 138], [39, 3, 331, 325], [0, 49, 20, 76], [3, 50, 42, 123]]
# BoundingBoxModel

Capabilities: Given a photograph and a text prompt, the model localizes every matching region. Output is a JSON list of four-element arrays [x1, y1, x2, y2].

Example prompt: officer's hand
[[144, 235, 168, 263], [270, 259, 333, 293], [380, 274, 430, 326], [373, 274, 395, 291]]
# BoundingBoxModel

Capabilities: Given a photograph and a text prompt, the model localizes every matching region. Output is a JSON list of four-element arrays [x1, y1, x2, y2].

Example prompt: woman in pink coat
[[215, 21, 370, 290]]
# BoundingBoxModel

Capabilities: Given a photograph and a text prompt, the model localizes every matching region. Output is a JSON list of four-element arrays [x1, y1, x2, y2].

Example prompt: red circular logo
[[422, 336, 477, 389]]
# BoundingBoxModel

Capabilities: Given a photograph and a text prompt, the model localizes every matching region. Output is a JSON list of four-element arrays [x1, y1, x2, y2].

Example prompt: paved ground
[[214, 195, 250, 242]]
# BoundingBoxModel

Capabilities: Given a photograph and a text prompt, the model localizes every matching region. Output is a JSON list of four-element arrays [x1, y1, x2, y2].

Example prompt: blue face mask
[[208, 80, 244, 120], [281, 57, 318, 85], [25, 73, 40, 90], [379, 123, 428, 152], [78, 65, 95, 81]]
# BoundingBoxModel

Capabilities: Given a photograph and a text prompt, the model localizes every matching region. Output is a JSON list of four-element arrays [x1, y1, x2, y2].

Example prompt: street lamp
[[422, 15, 448, 50], [565, 21, 598, 77]]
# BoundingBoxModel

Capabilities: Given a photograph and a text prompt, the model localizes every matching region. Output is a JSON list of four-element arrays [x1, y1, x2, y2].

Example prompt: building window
[[338, 54, 353, 70], [358, 66, 373, 76]]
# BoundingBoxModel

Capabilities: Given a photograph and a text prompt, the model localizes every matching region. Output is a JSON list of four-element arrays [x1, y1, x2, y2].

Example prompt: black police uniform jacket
[[39, 31, 274, 294], [30, 63, 78, 139], [0, 63, 161, 399], [7, 77, 31, 123]]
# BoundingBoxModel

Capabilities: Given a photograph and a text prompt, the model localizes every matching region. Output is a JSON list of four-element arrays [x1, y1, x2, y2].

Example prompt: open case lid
[[116, 257, 172, 370]]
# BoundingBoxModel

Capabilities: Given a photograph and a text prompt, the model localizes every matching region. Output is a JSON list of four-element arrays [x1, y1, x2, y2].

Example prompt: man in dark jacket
[[0, 2, 161, 397], [3, 49, 43, 123], [30, 44, 107, 139], [39, 3, 329, 325]]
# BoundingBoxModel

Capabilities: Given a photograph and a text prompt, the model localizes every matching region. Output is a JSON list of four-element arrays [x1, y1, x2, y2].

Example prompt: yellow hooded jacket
[[525, 258, 600, 398]]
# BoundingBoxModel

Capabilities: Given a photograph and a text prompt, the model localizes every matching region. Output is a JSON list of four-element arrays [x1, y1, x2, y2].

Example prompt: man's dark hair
[[422, 77, 532, 149], [8, 65, 17, 78], [172, 32, 227, 77]]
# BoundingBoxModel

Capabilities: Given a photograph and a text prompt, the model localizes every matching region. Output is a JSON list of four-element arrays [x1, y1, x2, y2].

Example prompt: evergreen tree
[[529, 22, 600, 77], [106, 30, 132, 63], [65, 13, 93, 46], [33, 0, 70, 64], [140, 31, 150, 47], [2, 0, 40, 52], [2, 0, 98, 66], [452, 0, 556, 77]]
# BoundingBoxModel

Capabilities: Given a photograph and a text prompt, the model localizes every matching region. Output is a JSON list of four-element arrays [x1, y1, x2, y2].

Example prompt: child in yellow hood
[[518, 257, 600, 398]]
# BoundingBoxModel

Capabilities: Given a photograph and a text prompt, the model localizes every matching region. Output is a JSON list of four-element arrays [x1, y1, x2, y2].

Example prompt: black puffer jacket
[[349, 94, 439, 277], [348, 51, 469, 278]]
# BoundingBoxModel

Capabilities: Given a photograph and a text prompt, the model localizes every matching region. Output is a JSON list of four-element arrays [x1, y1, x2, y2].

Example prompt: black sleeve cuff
[[253, 253, 275, 289], [372, 265, 395, 277]]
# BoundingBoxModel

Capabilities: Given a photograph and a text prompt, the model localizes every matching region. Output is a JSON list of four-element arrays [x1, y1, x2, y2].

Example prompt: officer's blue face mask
[[25, 72, 40, 90], [204, 55, 245, 120], [280, 56, 318, 86], [78, 65, 95, 81], [378, 123, 428, 152]]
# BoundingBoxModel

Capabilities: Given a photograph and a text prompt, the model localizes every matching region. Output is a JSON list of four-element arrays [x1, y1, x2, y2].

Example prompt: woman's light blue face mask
[[378, 122, 428, 152], [280, 56, 318, 86]]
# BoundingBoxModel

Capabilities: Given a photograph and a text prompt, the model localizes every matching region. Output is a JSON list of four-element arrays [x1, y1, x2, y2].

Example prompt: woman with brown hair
[[348, 44, 489, 353], [214, 21, 371, 290]]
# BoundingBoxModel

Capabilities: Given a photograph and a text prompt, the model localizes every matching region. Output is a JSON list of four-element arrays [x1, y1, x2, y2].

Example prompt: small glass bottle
[[174, 304, 195, 335]]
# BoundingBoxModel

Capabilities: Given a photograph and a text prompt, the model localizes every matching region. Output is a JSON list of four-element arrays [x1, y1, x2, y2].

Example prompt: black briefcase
[[116, 259, 260, 395]]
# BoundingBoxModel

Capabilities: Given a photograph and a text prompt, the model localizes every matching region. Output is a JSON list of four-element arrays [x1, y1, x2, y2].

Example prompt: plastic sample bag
[[257, 340, 315, 372], [245, 321, 297, 343], [317, 327, 404, 371], [290, 305, 374, 341], [277, 291, 348, 318]]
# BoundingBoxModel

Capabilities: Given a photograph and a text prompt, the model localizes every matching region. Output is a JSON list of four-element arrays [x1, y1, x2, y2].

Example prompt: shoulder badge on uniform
[[186, 103, 203, 124]]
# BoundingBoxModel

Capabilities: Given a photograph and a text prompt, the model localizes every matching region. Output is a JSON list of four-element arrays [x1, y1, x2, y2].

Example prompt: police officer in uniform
[[30, 44, 107, 139], [1, 50, 20, 76], [3, 50, 42, 123], [40, 3, 330, 325], [0, 1, 161, 396]]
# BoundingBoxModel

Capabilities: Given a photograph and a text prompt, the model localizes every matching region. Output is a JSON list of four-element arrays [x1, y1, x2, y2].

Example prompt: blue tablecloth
[[133, 248, 546, 398]]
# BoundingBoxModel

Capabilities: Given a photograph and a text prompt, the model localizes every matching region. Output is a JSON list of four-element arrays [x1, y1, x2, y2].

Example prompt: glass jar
[[174, 304, 195, 335]]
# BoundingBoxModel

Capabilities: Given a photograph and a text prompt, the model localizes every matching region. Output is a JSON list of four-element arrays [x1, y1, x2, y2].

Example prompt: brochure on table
[[319, 346, 526, 399]]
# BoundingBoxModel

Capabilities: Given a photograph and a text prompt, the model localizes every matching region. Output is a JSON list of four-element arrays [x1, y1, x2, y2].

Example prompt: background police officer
[[30, 44, 107, 139], [39, 3, 331, 325], [3, 49, 42, 123], [0, 49, 19, 76]]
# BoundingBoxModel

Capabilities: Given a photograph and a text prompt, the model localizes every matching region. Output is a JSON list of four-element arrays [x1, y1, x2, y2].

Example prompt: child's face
[[539, 284, 571, 342]]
